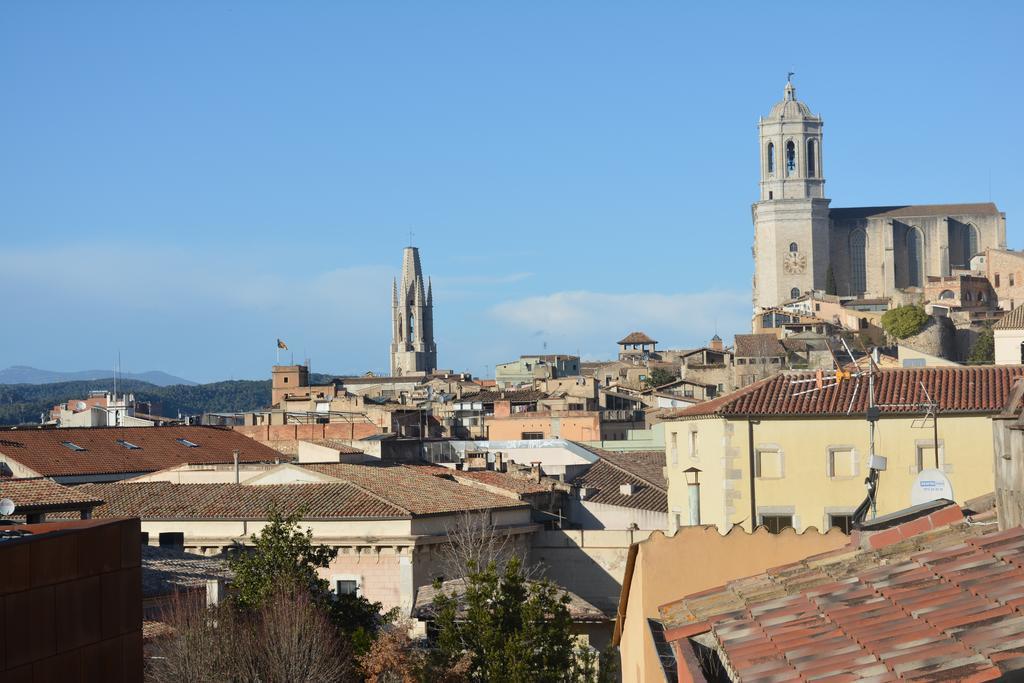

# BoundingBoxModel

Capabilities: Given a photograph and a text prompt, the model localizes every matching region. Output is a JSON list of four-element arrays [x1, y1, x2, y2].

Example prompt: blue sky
[[2, 2, 1022, 383]]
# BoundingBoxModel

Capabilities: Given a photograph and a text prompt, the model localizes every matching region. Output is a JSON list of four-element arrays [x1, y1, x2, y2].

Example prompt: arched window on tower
[[907, 228, 924, 288], [849, 229, 867, 295], [785, 141, 796, 176], [790, 287, 800, 300], [767, 142, 775, 174], [409, 314, 416, 343], [807, 139, 816, 177], [789, 242, 798, 253]]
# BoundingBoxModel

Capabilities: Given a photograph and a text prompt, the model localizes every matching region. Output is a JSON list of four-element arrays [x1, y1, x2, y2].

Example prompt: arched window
[[807, 139, 816, 177], [907, 228, 924, 287], [767, 142, 775, 174], [409, 314, 416, 343], [785, 141, 796, 176], [939, 289, 955, 300], [790, 287, 800, 300], [789, 242, 798, 253], [849, 229, 867, 295]]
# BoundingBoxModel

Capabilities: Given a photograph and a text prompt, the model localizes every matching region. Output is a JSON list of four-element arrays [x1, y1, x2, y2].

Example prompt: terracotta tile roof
[[0, 426, 285, 477], [733, 332, 786, 357], [666, 365, 1024, 420], [415, 465, 553, 495], [0, 477, 103, 513], [414, 578, 608, 622], [300, 462, 529, 515], [76, 480, 410, 520], [265, 439, 364, 457], [142, 545, 233, 598], [660, 506, 1024, 681], [830, 202, 1001, 221], [618, 331, 658, 345], [994, 306, 1024, 330], [572, 447, 667, 512], [460, 389, 547, 403]]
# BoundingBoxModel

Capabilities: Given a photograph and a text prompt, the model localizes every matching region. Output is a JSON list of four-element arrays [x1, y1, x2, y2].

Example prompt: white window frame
[[330, 574, 362, 597]]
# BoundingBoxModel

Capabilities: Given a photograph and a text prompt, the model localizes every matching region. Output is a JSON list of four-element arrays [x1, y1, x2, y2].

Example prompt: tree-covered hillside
[[0, 378, 273, 425], [0, 372, 342, 426]]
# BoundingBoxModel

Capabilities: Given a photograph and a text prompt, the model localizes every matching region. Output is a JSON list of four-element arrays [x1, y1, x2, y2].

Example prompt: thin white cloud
[[490, 289, 751, 351]]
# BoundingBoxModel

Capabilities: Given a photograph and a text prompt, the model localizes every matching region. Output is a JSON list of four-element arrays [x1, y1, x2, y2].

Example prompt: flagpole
[[276, 343, 280, 365]]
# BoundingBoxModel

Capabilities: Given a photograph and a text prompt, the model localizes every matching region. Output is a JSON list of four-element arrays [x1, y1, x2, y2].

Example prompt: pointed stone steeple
[[390, 246, 437, 376]]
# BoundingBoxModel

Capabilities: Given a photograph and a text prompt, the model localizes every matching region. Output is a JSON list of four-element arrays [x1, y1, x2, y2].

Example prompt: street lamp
[[684, 467, 702, 526]]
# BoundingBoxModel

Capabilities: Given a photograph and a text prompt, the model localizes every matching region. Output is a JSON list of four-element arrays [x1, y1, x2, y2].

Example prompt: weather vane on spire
[[787, 71, 795, 84], [408, 229, 415, 246]]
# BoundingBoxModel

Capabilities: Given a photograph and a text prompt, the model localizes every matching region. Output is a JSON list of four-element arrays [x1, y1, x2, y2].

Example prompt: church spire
[[390, 245, 437, 377]]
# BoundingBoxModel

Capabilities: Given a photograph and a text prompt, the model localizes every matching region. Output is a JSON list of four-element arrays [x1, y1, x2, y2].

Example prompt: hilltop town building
[[753, 78, 1007, 310], [391, 246, 437, 376]]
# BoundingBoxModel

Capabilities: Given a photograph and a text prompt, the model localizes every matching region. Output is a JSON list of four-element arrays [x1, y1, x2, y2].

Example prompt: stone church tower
[[752, 78, 831, 310], [390, 246, 437, 376]]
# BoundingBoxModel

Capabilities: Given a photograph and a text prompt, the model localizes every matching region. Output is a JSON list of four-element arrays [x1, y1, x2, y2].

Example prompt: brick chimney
[[709, 334, 723, 352], [530, 461, 542, 482], [493, 452, 505, 473]]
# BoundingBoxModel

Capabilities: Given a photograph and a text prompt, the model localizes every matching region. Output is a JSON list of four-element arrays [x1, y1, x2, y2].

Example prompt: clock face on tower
[[783, 251, 807, 274]]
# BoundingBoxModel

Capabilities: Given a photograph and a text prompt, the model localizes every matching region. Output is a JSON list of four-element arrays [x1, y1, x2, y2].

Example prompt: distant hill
[[0, 366, 196, 387], [0, 378, 271, 426]]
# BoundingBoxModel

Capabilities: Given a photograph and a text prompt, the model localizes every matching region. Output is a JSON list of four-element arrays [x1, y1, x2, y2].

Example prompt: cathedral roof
[[766, 80, 816, 120], [830, 202, 1001, 221]]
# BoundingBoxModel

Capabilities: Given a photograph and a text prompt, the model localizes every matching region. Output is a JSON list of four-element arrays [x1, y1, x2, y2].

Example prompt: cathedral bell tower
[[752, 77, 831, 311], [390, 246, 437, 376]]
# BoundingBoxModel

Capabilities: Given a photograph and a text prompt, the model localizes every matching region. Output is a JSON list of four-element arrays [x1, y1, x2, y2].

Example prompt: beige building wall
[[986, 248, 1024, 310], [663, 413, 997, 534], [996, 331, 1024, 366], [616, 525, 847, 682]]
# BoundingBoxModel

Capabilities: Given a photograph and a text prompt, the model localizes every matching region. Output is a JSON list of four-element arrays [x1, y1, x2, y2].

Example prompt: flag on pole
[[277, 339, 288, 350]]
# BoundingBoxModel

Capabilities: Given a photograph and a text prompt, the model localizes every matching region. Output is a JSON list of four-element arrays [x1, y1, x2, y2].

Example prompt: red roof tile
[[666, 366, 1024, 420], [77, 480, 409, 520], [572, 447, 667, 512], [660, 508, 1024, 681], [300, 462, 529, 515], [0, 477, 103, 513], [0, 426, 286, 477], [618, 331, 658, 345]]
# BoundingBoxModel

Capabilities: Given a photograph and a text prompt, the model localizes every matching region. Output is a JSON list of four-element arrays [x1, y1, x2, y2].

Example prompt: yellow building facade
[[661, 366, 1024, 533]]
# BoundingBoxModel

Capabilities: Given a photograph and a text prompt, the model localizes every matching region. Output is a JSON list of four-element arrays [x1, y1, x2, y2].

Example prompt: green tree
[[968, 326, 995, 364], [228, 507, 337, 610], [228, 508, 393, 650], [642, 367, 678, 389], [880, 305, 930, 340], [430, 558, 615, 682]]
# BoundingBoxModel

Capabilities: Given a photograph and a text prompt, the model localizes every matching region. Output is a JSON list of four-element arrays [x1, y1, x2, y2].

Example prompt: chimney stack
[[530, 461, 542, 483]]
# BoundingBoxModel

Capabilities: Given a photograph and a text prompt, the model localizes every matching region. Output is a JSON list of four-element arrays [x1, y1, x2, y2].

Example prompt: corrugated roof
[[660, 506, 1024, 681], [0, 426, 284, 477], [666, 365, 1024, 420]]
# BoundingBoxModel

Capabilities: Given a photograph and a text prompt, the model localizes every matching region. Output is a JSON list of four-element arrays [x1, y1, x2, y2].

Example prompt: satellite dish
[[0, 499, 15, 516], [910, 468, 954, 506]]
